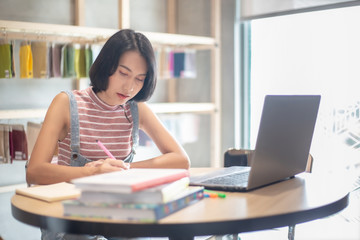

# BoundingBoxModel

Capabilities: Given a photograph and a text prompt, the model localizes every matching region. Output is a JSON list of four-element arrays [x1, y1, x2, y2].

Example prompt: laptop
[[190, 95, 321, 192]]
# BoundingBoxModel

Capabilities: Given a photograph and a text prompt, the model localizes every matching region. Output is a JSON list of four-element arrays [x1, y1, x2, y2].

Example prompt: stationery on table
[[15, 182, 81, 202], [78, 177, 190, 204], [16, 138, 201, 222], [204, 189, 226, 198], [96, 139, 115, 159], [71, 168, 190, 193], [15, 167, 202, 221], [63, 186, 204, 222], [66, 168, 202, 222]]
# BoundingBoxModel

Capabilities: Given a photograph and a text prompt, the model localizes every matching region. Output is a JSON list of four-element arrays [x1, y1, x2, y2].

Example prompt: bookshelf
[[0, 20, 216, 47], [0, 0, 221, 167], [0, 103, 216, 120]]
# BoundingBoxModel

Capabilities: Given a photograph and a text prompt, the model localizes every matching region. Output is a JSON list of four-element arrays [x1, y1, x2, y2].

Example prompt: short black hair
[[89, 29, 157, 102]]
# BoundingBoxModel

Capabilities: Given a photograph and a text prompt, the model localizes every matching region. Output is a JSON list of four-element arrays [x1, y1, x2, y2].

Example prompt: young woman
[[26, 29, 190, 186]]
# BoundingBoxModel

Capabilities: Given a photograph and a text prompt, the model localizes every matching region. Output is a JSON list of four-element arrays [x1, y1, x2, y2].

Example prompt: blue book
[[63, 186, 204, 222], [173, 52, 185, 78]]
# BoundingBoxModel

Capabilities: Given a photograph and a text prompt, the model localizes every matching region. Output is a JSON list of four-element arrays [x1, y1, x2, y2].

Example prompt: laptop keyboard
[[201, 171, 250, 186]]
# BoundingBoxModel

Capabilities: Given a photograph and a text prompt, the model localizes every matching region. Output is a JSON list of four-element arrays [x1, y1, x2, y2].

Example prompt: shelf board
[[149, 102, 216, 114], [0, 103, 215, 120], [0, 108, 48, 120], [0, 20, 216, 47], [0, 183, 27, 193]]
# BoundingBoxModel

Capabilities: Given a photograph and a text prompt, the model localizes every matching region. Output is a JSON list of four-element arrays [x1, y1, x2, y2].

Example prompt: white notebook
[[16, 182, 81, 202]]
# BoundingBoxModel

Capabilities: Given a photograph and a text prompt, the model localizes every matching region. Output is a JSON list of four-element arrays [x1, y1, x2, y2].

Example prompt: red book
[[72, 168, 189, 193], [11, 125, 28, 161]]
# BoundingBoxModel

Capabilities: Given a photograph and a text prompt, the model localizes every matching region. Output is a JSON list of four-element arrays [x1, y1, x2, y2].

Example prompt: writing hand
[[85, 158, 130, 174]]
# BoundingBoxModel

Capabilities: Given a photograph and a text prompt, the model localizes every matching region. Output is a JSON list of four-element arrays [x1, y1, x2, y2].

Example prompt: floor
[[0, 191, 41, 240]]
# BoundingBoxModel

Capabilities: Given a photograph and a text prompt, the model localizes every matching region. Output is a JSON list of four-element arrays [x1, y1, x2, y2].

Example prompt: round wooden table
[[11, 169, 350, 239]]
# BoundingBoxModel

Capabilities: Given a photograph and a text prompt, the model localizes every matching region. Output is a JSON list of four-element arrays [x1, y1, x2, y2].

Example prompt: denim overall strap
[[129, 100, 139, 151], [123, 100, 139, 163], [64, 90, 80, 156], [63, 90, 91, 167]]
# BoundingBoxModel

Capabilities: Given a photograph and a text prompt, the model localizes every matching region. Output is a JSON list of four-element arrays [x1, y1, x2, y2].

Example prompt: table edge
[[11, 192, 349, 238]]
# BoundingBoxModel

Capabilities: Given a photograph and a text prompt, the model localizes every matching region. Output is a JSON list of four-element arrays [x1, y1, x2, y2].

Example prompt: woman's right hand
[[85, 159, 130, 174]]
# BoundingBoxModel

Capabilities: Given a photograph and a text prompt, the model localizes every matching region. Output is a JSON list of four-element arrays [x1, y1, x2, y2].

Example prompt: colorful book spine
[[79, 177, 190, 204], [72, 168, 190, 193], [63, 186, 204, 222]]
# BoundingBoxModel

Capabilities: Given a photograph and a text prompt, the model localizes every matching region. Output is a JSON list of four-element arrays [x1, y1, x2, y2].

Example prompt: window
[[250, 6, 360, 172]]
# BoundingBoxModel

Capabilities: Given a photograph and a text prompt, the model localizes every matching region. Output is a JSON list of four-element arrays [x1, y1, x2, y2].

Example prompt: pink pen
[[96, 140, 116, 160]]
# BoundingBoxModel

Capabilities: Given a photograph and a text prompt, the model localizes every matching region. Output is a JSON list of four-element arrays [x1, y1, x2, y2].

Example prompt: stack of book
[[63, 168, 204, 222]]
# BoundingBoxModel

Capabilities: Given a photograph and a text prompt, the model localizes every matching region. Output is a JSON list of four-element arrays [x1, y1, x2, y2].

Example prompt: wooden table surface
[[11, 168, 350, 239]]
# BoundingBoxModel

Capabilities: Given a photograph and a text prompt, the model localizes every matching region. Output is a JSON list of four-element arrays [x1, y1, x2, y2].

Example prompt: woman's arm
[[26, 93, 127, 185], [130, 102, 190, 169]]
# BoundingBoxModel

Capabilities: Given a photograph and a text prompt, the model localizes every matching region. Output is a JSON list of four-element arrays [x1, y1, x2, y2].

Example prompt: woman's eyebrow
[[119, 65, 147, 76], [119, 64, 132, 72]]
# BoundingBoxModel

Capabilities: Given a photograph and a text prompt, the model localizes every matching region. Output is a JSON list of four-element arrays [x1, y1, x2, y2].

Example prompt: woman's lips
[[117, 93, 129, 100]]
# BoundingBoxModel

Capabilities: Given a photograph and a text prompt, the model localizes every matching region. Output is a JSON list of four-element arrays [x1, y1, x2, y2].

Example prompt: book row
[[0, 124, 28, 163], [0, 39, 198, 80], [0, 121, 45, 164]]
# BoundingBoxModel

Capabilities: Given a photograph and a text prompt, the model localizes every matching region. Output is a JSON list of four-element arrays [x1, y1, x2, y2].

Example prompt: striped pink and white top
[[57, 87, 133, 166]]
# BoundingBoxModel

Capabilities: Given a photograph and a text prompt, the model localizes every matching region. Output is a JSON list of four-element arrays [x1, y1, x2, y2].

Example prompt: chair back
[[224, 148, 314, 173]]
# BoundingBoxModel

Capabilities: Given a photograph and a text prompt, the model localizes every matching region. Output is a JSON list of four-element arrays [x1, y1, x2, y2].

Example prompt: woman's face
[[97, 50, 147, 106]]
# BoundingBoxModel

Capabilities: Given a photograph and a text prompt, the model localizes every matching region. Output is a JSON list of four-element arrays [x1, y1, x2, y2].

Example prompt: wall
[[0, 0, 235, 239]]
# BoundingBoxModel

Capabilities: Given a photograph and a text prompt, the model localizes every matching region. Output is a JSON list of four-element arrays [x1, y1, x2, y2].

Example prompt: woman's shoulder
[[56, 88, 90, 106], [47, 92, 71, 117], [137, 102, 157, 126], [53, 92, 70, 104], [44, 92, 70, 129], [136, 102, 151, 112]]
